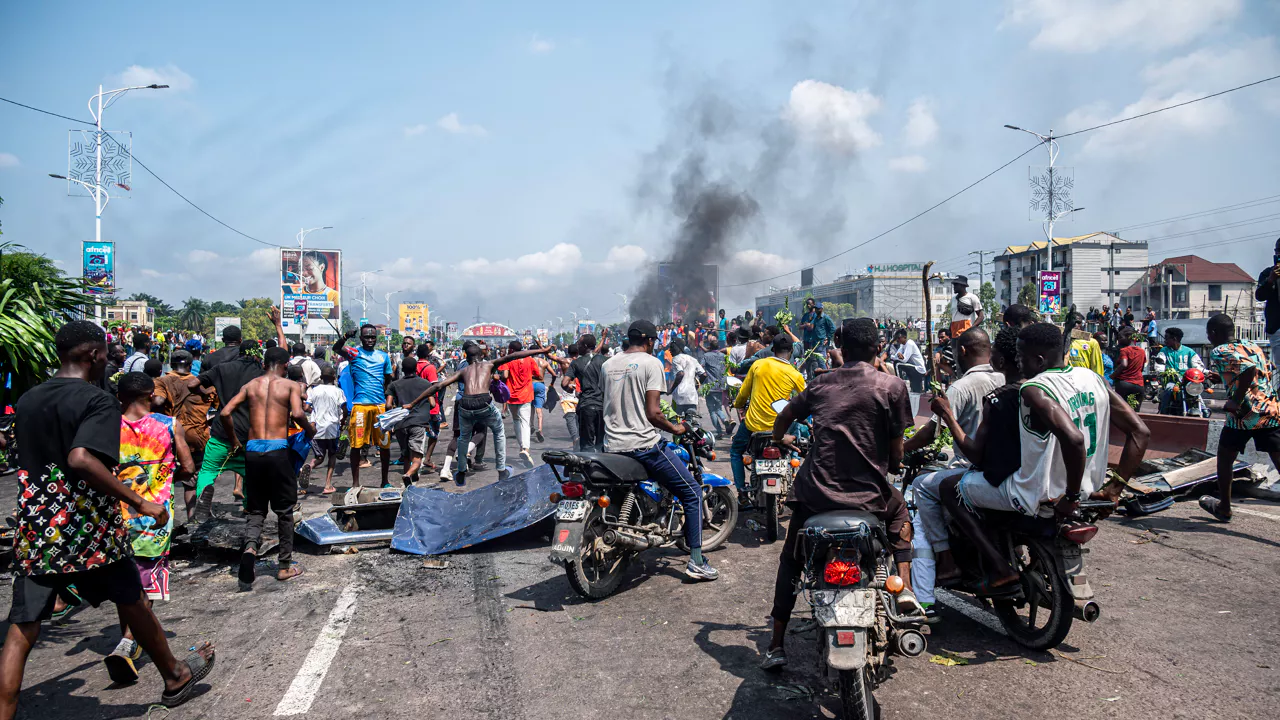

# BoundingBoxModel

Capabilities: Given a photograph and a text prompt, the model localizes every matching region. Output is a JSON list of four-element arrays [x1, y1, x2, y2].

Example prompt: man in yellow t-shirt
[[730, 335, 806, 493], [1066, 333, 1104, 376]]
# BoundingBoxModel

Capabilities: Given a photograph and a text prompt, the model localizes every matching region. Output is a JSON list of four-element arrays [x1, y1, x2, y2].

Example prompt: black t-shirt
[[200, 356, 262, 443], [97, 362, 120, 397], [566, 353, 607, 409], [1257, 268, 1280, 334], [15, 378, 131, 575], [201, 344, 240, 373], [978, 382, 1023, 485], [390, 377, 433, 427]]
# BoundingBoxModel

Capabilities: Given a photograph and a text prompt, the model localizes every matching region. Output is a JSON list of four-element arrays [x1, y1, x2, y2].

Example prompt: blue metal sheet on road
[[390, 464, 561, 555]]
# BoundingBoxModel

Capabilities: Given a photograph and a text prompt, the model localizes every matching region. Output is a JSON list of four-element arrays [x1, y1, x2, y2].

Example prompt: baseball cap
[[627, 319, 658, 340], [813, 301, 824, 309]]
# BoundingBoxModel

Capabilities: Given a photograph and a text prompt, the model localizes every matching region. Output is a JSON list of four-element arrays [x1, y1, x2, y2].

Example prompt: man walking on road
[[564, 331, 608, 452], [333, 325, 393, 488], [220, 347, 316, 586], [503, 340, 542, 468]]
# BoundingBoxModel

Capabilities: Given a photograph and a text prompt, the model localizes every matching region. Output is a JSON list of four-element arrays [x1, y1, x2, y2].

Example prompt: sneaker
[[1199, 495, 1232, 522], [298, 463, 313, 489], [439, 466, 454, 482], [381, 482, 394, 489], [519, 450, 535, 468], [760, 647, 788, 672], [724, 421, 737, 437], [469, 461, 489, 473], [104, 638, 141, 684], [685, 559, 720, 581], [497, 468, 511, 482], [534, 430, 545, 443], [454, 471, 467, 487]]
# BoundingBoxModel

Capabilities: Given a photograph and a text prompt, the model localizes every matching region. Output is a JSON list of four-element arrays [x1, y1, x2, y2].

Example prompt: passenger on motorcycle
[[937, 323, 1149, 592], [798, 299, 835, 377], [601, 320, 720, 581], [729, 335, 806, 498], [761, 318, 916, 671], [906, 327, 1003, 603], [1156, 327, 1205, 414]]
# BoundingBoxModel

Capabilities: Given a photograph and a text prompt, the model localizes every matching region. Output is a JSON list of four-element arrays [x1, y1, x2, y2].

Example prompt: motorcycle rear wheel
[[678, 486, 738, 553], [565, 508, 632, 600], [837, 666, 876, 720], [992, 539, 1073, 650], [764, 494, 780, 543]]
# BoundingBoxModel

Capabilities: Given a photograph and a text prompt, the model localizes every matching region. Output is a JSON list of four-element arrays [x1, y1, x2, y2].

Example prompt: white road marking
[[1234, 507, 1280, 523], [273, 582, 363, 716], [935, 589, 1007, 636]]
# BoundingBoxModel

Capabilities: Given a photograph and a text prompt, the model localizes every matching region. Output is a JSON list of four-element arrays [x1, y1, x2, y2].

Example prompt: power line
[[0, 96, 93, 126], [1136, 214, 1280, 243], [1111, 193, 1280, 233], [1057, 73, 1280, 138]]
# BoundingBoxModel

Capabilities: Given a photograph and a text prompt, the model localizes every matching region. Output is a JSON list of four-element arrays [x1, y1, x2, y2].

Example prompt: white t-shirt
[[950, 292, 982, 323], [671, 353, 702, 406], [308, 384, 348, 439], [729, 344, 748, 364], [888, 339, 926, 373], [602, 351, 666, 452]]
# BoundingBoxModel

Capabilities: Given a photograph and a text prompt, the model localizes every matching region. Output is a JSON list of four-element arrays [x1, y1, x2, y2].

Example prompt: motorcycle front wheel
[[838, 666, 876, 720], [992, 539, 1073, 650], [678, 485, 738, 553], [565, 507, 632, 600]]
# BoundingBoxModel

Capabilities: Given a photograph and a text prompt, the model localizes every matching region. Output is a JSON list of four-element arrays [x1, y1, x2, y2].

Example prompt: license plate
[[555, 500, 588, 522], [762, 476, 785, 495], [755, 459, 786, 474]]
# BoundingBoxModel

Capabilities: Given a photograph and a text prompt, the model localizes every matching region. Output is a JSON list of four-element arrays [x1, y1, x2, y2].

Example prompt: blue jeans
[[457, 397, 506, 474], [729, 422, 754, 492], [801, 341, 829, 378], [704, 392, 729, 436], [621, 442, 703, 551]]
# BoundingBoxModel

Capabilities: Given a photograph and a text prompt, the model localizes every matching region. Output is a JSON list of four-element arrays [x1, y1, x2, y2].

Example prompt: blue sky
[[2, 1, 1279, 328]]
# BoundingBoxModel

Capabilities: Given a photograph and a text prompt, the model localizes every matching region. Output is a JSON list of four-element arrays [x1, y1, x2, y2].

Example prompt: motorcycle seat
[[748, 432, 775, 455], [803, 509, 883, 533], [566, 452, 649, 484]]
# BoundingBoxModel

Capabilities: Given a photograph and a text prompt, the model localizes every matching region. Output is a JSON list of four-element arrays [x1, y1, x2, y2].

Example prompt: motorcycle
[[795, 508, 929, 719], [543, 419, 738, 600], [741, 399, 809, 542], [1158, 367, 1212, 419], [902, 453, 1109, 650]]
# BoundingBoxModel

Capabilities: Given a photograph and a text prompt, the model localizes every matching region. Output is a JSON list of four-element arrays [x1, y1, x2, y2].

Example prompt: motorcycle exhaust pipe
[[1073, 599, 1101, 623], [602, 529, 655, 551], [893, 629, 927, 657]]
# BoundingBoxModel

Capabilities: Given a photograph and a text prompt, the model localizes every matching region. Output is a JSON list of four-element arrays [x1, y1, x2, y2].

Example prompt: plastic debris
[[421, 557, 450, 569], [930, 651, 969, 667]]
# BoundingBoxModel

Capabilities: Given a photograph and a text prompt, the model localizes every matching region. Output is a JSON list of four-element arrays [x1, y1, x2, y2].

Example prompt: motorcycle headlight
[[1185, 381, 1203, 396]]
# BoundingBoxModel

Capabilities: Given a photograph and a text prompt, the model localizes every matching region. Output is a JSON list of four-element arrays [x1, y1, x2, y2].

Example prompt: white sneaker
[[439, 466, 453, 482]]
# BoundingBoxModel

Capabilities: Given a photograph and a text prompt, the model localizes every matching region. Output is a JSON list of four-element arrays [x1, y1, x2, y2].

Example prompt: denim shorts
[[532, 382, 547, 409]]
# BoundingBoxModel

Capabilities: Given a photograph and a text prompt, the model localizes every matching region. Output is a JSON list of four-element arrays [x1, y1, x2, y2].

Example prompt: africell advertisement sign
[[1038, 270, 1062, 316], [82, 241, 115, 294]]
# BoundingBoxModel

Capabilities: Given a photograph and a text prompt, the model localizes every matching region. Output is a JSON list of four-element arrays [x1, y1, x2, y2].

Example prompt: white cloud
[[112, 64, 195, 92], [187, 249, 220, 264], [597, 245, 648, 272], [403, 124, 428, 137], [529, 35, 555, 54], [457, 242, 582, 279], [248, 248, 280, 273], [888, 155, 929, 172], [1003, 0, 1241, 53], [0, 153, 18, 168], [140, 268, 164, 278], [785, 80, 882, 153], [1064, 40, 1278, 156], [903, 99, 938, 147], [437, 112, 488, 137]]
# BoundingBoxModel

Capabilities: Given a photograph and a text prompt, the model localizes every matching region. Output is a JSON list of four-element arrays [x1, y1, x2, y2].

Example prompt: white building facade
[[993, 232, 1149, 313]]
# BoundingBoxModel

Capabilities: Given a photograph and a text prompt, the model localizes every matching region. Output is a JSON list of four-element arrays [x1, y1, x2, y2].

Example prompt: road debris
[[930, 651, 969, 667]]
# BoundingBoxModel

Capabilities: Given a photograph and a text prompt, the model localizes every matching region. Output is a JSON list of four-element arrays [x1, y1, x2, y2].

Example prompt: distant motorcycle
[[741, 399, 808, 542], [1159, 367, 1212, 419], [543, 418, 737, 599]]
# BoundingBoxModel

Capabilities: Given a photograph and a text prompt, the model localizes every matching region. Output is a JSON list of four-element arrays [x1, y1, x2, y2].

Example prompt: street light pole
[[382, 290, 402, 353], [294, 226, 332, 343]]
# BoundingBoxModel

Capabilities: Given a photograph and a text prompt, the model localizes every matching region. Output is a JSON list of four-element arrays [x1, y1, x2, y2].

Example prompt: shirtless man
[[220, 347, 316, 586], [405, 341, 552, 485]]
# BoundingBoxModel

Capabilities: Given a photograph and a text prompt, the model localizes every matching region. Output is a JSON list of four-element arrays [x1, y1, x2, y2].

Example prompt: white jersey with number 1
[[1006, 366, 1111, 516]]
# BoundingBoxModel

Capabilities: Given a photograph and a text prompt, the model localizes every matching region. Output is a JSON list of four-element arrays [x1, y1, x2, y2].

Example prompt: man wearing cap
[[948, 276, 984, 341], [601, 320, 720, 581], [183, 338, 205, 375], [799, 299, 835, 378]]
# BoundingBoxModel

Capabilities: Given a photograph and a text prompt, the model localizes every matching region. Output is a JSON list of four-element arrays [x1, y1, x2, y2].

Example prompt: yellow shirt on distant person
[[1066, 337, 1105, 376], [733, 356, 807, 432]]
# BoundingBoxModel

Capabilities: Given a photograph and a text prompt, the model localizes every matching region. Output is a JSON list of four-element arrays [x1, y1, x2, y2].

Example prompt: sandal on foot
[[1199, 495, 1232, 522], [238, 550, 257, 586], [104, 638, 141, 685], [160, 644, 216, 708], [277, 563, 306, 581]]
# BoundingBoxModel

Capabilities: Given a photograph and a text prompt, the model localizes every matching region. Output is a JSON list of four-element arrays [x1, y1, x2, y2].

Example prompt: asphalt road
[[4, 400, 1279, 720]]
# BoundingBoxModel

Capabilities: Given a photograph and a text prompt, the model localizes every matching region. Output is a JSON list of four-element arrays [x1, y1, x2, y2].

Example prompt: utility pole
[[382, 290, 401, 353], [968, 250, 992, 289]]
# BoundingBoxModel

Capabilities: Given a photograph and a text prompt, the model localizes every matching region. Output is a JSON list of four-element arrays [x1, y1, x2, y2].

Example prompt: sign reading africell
[[280, 248, 341, 334], [82, 241, 115, 294], [1038, 270, 1062, 316]]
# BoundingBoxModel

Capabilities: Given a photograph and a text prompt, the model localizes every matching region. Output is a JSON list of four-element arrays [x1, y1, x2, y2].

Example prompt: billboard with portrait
[[398, 303, 430, 338], [82, 241, 115, 295], [280, 249, 341, 333]]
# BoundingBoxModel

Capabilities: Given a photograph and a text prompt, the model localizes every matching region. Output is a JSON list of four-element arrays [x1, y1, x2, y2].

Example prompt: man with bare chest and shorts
[[219, 347, 316, 586], [405, 341, 552, 486]]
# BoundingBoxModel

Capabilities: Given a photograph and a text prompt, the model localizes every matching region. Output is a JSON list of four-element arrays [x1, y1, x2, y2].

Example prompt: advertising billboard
[[460, 323, 518, 339], [280, 249, 341, 334], [445, 321, 458, 340], [398, 303, 430, 338], [214, 316, 240, 338], [1038, 270, 1062, 317], [82, 241, 115, 294]]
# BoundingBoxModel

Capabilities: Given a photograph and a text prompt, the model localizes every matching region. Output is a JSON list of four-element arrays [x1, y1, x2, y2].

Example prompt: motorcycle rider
[[601, 320, 720, 581], [761, 318, 916, 671], [1156, 327, 1205, 414], [937, 323, 1149, 591], [729, 334, 807, 499], [798, 300, 835, 378]]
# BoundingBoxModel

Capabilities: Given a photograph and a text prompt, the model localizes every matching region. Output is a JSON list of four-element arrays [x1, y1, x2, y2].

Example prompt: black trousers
[[244, 449, 297, 564], [577, 404, 604, 452], [1114, 380, 1144, 412]]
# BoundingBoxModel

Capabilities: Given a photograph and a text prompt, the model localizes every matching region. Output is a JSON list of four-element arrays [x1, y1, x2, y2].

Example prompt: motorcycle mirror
[[770, 399, 789, 414]]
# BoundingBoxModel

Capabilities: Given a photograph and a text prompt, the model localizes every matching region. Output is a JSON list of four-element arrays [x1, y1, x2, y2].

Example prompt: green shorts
[[196, 435, 245, 497]]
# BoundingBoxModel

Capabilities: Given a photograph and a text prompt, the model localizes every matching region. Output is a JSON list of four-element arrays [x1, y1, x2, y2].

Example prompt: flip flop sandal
[[160, 646, 216, 708], [277, 563, 306, 581], [104, 640, 141, 685], [51, 585, 84, 622], [1198, 496, 1232, 522], [320, 488, 337, 495]]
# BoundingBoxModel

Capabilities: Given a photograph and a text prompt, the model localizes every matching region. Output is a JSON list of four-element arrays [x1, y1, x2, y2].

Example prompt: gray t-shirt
[[602, 351, 666, 452], [935, 363, 1004, 464]]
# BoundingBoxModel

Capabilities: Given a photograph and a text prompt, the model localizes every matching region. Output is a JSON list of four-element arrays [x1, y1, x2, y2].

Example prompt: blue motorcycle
[[542, 422, 737, 599]]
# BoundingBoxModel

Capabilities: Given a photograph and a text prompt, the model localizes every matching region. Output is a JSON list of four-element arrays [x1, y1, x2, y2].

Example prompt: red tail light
[[824, 559, 862, 586], [560, 482, 585, 499], [761, 447, 782, 459], [1061, 524, 1099, 544]]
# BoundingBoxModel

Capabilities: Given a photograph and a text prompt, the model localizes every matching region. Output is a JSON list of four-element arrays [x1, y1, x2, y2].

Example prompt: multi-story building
[[106, 300, 155, 330], [1123, 255, 1257, 320], [755, 263, 957, 324], [993, 232, 1149, 313]]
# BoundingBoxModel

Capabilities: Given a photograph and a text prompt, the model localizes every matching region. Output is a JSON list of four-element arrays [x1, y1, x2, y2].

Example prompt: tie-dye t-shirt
[[119, 413, 177, 557], [1210, 342, 1280, 431]]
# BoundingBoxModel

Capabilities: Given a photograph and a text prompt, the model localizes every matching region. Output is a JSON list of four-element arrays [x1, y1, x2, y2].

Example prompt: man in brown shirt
[[152, 350, 214, 520], [761, 317, 917, 671]]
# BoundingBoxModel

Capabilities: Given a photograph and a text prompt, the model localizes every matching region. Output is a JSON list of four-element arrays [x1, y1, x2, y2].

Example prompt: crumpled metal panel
[[390, 464, 561, 555]]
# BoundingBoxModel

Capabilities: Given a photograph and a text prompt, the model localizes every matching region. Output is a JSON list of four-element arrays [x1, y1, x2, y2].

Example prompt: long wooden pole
[[923, 261, 936, 385]]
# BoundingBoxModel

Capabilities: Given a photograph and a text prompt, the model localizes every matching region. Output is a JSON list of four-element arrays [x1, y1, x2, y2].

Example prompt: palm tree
[[178, 297, 210, 331]]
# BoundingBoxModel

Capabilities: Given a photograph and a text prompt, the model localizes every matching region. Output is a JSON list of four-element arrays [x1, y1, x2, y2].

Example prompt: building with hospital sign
[[755, 263, 956, 323]]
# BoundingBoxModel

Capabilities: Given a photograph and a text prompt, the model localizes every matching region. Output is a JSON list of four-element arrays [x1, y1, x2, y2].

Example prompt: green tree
[[126, 292, 174, 316], [237, 298, 277, 341], [979, 282, 1000, 326], [177, 297, 210, 332], [1017, 282, 1038, 309], [823, 302, 860, 323]]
